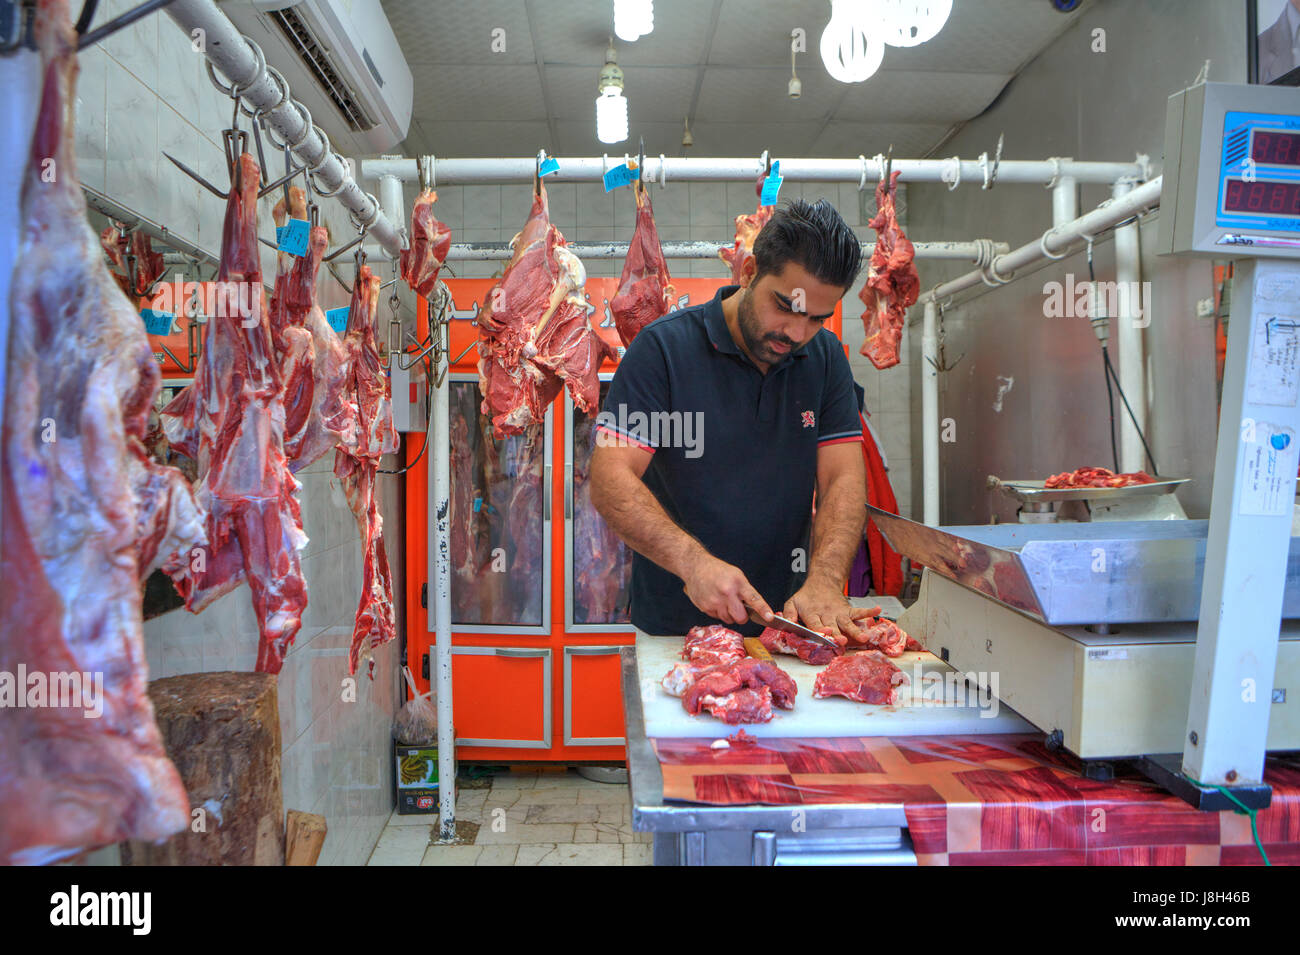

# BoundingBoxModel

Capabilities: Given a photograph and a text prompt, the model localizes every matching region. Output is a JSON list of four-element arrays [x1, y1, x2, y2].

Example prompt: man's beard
[[737, 287, 798, 366]]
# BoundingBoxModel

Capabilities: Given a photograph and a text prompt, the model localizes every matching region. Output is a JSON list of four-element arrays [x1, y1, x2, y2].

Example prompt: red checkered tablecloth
[[651, 734, 1300, 865]]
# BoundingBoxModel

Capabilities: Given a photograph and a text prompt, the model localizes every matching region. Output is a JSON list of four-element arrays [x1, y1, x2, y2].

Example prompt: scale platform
[[988, 476, 1191, 521], [871, 507, 1300, 760]]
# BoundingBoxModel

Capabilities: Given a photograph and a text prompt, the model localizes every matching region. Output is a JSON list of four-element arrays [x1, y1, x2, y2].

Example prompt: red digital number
[[1226, 179, 1243, 209], [1269, 184, 1287, 211], [1247, 183, 1265, 210]]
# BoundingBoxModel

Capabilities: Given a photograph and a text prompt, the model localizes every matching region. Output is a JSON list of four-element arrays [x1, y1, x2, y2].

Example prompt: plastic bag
[[392, 666, 438, 745]]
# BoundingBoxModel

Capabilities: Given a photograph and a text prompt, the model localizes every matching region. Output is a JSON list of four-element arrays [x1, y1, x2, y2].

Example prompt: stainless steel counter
[[621, 647, 917, 866]]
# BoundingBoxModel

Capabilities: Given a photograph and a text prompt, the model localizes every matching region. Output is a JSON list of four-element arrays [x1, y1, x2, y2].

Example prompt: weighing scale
[[987, 475, 1191, 522], [896, 82, 1300, 809]]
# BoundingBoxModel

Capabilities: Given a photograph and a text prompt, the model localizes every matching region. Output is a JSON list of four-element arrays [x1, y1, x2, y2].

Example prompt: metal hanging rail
[[161, 0, 405, 258], [362, 155, 1149, 188], [441, 239, 1008, 262]]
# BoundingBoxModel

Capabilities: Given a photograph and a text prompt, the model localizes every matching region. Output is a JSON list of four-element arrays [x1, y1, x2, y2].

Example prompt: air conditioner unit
[[219, 0, 413, 157]]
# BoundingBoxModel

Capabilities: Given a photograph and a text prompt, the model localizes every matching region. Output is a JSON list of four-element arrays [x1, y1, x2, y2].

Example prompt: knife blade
[[763, 614, 841, 650]]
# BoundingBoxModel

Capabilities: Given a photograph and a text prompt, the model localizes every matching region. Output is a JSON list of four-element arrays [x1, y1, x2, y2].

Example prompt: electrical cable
[[379, 294, 441, 476], [1186, 774, 1271, 866]]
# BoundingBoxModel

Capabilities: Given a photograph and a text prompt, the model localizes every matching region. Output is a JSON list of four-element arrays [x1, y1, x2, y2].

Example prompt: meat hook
[[163, 151, 228, 200], [76, 0, 177, 51]]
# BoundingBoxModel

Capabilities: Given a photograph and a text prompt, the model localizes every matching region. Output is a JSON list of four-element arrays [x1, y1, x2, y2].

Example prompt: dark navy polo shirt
[[596, 285, 862, 637]]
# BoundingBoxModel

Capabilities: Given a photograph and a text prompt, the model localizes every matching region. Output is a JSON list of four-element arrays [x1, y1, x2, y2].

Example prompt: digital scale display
[[1217, 110, 1300, 232]]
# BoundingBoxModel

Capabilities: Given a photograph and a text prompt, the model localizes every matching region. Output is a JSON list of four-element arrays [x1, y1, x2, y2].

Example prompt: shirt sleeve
[[597, 329, 669, 454], [817, 342, 863, 448]]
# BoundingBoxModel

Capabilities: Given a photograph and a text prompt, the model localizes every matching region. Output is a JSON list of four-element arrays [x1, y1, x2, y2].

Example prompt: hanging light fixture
[[596, 40, 629, 144], [614, 0, 654, 42], [876, 0, 952, 47], [819, 0, 884, 84], [788, 46, 802, 98]]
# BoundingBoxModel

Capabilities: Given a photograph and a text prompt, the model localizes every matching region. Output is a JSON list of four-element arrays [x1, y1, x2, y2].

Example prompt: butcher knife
[[763, 614, 842, 651]]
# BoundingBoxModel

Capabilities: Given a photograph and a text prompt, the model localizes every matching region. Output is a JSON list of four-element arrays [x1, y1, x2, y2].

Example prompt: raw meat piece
[[1, 0, 201, 863], [682, 624, 747, 667], [268, 187, 355, 470], [718, 172, 775, 284], [100, 226, 165, 298], [904, 635, 924, 652], [860, 618, 909, 657], [161, 151, 309, 675], [759, 626, 847, 666], [477, 183, 616, 438], [1043, 466, 1155, 489], [697, 686, 773, 725], [727, 728, 757, 744], [611, 182, 675, 347], [661, 662, 703, 697], [813, 651, 910, 705], [681, 658, 798, 723], [334, 265, 400, 675], [860, 170, 919, 370], [400, 188, 452, 298]]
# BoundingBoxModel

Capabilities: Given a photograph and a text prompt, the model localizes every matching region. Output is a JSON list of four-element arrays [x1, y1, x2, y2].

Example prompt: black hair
[[751, 197, 863, 290]]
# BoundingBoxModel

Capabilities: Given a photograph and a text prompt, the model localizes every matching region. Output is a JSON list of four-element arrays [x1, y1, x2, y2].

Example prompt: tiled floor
[[367, 769, 654, 866]]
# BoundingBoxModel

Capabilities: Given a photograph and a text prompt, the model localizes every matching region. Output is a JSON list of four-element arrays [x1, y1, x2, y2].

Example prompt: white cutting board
[[635, 629, 1034, 739]]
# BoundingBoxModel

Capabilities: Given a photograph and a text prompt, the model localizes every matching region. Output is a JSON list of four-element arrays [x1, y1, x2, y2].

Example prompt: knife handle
[[744, 638, 774, 662]]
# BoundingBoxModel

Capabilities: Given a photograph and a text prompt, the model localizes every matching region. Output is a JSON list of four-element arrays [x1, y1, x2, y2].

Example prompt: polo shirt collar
[[704, 284, 810, 366]]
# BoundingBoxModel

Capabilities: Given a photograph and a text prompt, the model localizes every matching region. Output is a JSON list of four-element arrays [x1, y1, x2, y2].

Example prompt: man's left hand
[[783, 581, 877, 642]]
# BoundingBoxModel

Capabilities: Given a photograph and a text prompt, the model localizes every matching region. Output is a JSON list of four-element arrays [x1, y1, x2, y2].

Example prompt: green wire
[[1186, 774, 1271, 866]]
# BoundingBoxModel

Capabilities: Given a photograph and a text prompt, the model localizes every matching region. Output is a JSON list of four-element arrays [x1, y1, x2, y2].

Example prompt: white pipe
[[430, 314, 454, 842], [362, 156, 1147, 187], [162, 0, 405, 258], [921, 300, 940, 526], [1051, 175, 1078, 228], [442, 239, 1010, 262], [377, 174, 406, 242], [922, 178, 1162, 304], [1112, 179, 1147, 473]]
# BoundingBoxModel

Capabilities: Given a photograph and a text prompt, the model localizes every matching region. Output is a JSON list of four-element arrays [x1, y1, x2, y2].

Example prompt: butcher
[[590, 198, 877, 642]]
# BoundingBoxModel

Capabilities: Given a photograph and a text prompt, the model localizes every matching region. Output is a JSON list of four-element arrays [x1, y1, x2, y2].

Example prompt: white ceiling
[[379, 0, 1087, 160]]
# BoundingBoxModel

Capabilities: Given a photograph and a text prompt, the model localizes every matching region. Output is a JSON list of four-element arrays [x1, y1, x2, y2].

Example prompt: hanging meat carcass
[[477, 182, 616, 438], [610, 181, 675, 347], [268, 186, 355, 470], [718, 172, 776, 284], [859, 170, 919, 370], [160, 152, 309, 675], [334, 266, 399, 675], [400, 188, 452, 298], [100, 225, 165, 298], [1, 0, 204, 863]]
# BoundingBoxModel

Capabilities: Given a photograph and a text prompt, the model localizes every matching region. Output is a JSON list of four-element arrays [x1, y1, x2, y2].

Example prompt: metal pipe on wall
[[916, 177, 1163, 523], [373, 181, 455, 839], [161, 0, 406, 258], [1111, 179, 1148, 473], [921, 301, 940, 526], [441, 239, 1010, 262], [362, 156, 1147, 187]]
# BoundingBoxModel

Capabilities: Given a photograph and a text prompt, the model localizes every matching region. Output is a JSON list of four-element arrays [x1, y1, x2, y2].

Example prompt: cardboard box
[[394, 743, 441, 814]]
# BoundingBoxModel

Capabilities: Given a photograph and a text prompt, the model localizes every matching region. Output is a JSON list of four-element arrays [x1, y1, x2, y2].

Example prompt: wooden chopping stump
[[121, 672, 283, 866]]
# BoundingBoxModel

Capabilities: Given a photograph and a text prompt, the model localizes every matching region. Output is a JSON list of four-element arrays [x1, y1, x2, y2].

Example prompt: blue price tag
[[139, 308, 175, 336], [277, 218, 311, 257], [325, 306, 350, 334], [539, 157, 560, 177], [760, 161, 783, 206], [603, 162, 638, 192]]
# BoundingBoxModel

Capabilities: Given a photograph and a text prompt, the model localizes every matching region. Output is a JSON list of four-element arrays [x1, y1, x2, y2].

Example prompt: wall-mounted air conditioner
[[219, 0, 413, 157]]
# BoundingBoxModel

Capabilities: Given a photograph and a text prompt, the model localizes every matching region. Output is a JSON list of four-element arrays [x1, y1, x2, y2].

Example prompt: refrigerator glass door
[[448, 376, 550, 631], [567, 380, 633, 630]]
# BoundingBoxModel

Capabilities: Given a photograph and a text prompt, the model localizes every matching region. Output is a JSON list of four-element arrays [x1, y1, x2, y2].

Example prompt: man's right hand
[[681, 553, 775, 627]]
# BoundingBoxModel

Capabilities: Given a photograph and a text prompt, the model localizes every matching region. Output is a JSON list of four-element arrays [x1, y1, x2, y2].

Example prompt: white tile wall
[[80, 6, 402, 865]]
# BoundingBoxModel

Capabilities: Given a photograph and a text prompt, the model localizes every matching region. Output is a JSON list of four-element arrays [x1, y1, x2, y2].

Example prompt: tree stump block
[[121, 672, 283, 866]]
